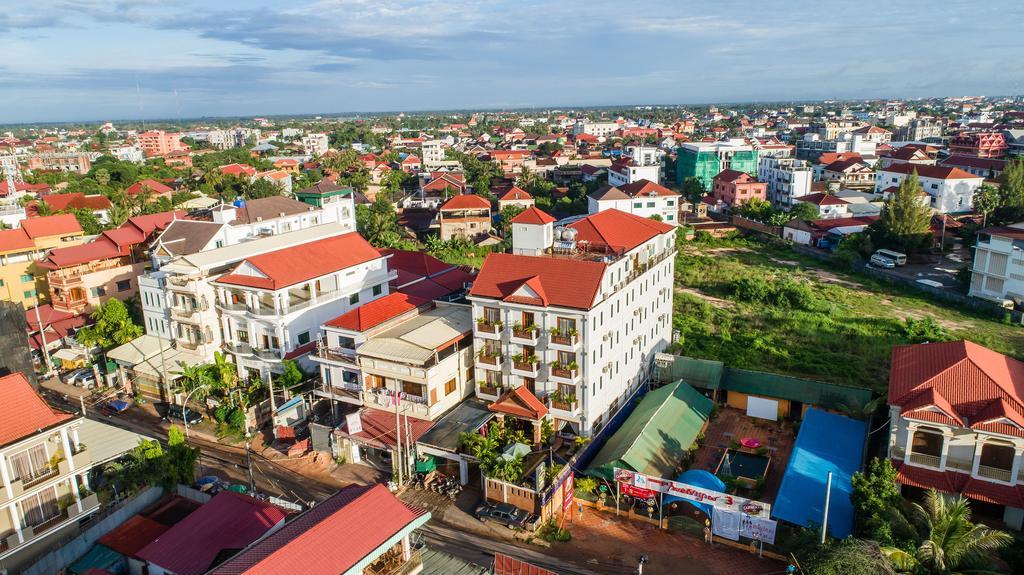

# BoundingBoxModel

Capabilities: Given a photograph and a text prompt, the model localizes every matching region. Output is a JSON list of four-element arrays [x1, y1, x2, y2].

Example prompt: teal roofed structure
[[585, 380, 714, 482], [294, 178, 354, 208]]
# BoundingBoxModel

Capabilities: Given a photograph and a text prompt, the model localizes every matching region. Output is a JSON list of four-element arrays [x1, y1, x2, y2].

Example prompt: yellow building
[[0, 215, 84, 308]]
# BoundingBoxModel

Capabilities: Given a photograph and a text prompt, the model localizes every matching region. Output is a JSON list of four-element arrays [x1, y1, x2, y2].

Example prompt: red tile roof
[[488, 385, 549, 420], [498, 186, 533, 201], [0, 228, 35, 253], [137, 491, 287, 575], [0, 373, 74, 447], [881, 163, 980, 180], [215, 233, 382, 290], [510, 206, 555, 225], [38, 236, 124, 269], [325, 293, 429, 332], [890, 341, 1024, 437], [21, 213, 82, 238], [219, 163, 258, 177], [40, 193, 112, 212], [211, 485, 428, 575], [381, 249, 457, 280], [713, 169, 751, 183], [98, 515, 171, 558], [125, 179, 173, 196], [794, 193, 849, 206], [894, 461, 1024, 508], [568, 208, 675, 253], [470, 252, 606, 310], [0, 181, 50, 196], [619, 179, 680, 198], [439, 194, 491, 210]]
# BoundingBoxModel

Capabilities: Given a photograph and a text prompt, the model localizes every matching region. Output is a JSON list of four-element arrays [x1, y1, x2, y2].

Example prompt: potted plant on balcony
[[513, 322, 537, 339]]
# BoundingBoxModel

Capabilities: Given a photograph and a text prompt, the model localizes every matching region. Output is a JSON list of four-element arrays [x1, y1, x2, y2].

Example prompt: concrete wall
[[23, 486, 164, 575]]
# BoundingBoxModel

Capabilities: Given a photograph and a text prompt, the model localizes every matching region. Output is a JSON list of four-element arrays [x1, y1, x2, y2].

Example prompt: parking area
[[865, 247, 970, 292]]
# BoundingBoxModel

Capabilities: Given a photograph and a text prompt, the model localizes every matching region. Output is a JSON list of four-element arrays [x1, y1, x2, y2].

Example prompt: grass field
[[672, 235, 1024, 394]]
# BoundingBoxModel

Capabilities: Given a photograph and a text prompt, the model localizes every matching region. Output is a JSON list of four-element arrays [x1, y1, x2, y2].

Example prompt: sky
[[0, 0, 1022, 124]]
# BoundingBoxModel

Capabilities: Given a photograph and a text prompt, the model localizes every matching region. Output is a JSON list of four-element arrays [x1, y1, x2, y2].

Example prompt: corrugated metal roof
[[722, 367, 872, 412], [357, 305, 472, 365], [585, 380, 714, 482], [654, 355, 724, 391]]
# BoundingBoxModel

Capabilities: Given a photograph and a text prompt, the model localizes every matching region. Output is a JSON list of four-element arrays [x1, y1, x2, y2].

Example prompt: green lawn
[[673, 236, 1024, 394]]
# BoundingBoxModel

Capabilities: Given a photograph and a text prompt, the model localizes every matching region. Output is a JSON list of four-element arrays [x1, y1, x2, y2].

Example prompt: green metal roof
[[654, 356, 724, 391], [721, 367, 872, 412], [585, 380, 714, 482]]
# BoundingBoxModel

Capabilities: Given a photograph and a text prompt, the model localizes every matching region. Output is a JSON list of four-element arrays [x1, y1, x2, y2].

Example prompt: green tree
[[35, 201, 53, 216], [496, 204, 525, 237], [972, 184, 1000, 226], [680, 176, 706, 205], [873, 172, 933, 255], [356, 198, 402, 247], [798, 538, 897, 575], [69, 208, 104, 235], [75, 299, 142, 349], [992, 158, 1024, 225], [788, 201, 821, 222], [882, 489, 1012, 575], [852, 458, 904, 545], [176, 362, 213, 401], [276, 359, 304, 393], [165, 426, 200, 487], [93, 168, 111, 187]]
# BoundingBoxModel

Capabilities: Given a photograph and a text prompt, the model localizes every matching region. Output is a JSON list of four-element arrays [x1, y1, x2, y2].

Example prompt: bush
[[538, 518, 572, 542], [575, 476, 598, 495], [903, 317, 952, 343], [733, 277, 773, 303]]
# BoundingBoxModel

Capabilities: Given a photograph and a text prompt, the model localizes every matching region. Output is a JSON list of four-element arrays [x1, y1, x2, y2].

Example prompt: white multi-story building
[[302, 133, 329, 157], [968, 224, 1024, 305], [312, 293, 475, 422], [108, 145, 144, 164], [587, 180, 681, 225], [140, 223, 357, 363], [213, 232, 394, 381], [421, 140, 446, 167], [758, 157, 813, 210], [608, 146, 662, 187], [571, 121, 619, 139], [468, 207, 677, 437], [875, 163, 983, 214], [887, 341, 1024, 530]]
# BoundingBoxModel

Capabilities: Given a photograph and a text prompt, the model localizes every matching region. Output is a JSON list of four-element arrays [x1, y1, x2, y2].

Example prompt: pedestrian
[[577, 501, 584, 519]]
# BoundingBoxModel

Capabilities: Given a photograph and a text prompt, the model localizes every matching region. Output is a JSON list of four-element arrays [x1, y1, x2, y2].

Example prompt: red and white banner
[[621, 483, 657, 500], [613, 467, 771, 518], [562, 472, 574, 513]]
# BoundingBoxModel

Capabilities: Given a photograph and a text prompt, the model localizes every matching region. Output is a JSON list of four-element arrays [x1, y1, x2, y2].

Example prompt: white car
[[869, 254, 895, 269]]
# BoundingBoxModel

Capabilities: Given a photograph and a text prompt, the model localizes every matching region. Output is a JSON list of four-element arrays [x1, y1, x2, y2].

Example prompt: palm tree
[[210, 351, 239, 404], [175, 362, 212, 402], [882, 489, 1012, 574]]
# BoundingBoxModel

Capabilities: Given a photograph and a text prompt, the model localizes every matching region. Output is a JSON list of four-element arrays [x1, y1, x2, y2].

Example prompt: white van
[[874, 249, 907, 266], [869, 253, 895, 269]]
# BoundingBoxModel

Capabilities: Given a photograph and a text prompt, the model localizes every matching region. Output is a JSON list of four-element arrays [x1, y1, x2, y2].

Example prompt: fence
[[176, 483, 212, 504], [23, 486, 164, 575], [730, 215, 782, 237]]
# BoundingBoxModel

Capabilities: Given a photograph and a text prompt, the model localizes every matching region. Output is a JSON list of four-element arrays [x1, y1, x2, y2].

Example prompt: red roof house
[[325, 292, 429, 332], [124, 179, 173, 197], [137, 491, 287, 575], [0, 373, 74, 447], [215, 233, 382, 290]]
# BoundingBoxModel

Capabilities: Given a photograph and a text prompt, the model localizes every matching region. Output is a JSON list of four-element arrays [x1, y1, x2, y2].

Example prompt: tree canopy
[[76, 298, 142, 349], [871, 172, 933, 254]]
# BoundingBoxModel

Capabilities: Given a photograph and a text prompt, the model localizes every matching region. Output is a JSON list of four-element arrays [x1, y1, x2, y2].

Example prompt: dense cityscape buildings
[[0, 2, 1023, 574]]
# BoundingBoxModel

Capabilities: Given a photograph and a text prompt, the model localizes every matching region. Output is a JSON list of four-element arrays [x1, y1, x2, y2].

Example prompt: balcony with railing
[[548, 392, 580, 417], [47, 258, 123, 287], [476, 352, 502, 369], [475, 320, 501, 338], [549, 331, 579, 349], [477, 382, 503, 399], [511, 355, 538, 376], [364, 547, 423, 575], [319, 380, 363, 403], [907, 452, 942, 469], [549, 363, 580, 383], [977, 464, 1013, 483], [510, 325, 539, 344]]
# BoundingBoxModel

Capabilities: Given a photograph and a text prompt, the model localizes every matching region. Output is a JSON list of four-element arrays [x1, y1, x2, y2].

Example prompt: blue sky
[[0, 0, 1022, 123]]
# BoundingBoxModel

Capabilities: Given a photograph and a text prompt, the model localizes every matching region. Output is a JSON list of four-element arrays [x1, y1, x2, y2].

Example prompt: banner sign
[[345, 413, 363, 435], [562, 472, 574, 513], [621, 483, 657, 500], [741, 514, 777, 544], [613, 467, 771, 518], [712, 507, 741, 540]]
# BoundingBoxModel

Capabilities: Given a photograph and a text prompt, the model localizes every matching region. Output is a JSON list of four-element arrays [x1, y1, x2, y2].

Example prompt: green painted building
[[294, 179, 355, 208], [676, 142, 759, 190]]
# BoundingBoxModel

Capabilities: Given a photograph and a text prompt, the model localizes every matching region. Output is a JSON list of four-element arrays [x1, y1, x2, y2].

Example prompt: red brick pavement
[[546, 506, 787, 575]]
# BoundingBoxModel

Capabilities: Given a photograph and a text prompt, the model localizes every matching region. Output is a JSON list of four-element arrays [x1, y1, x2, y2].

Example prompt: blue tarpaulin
[[771, 408, 867, 539], [664, 470, 726, 515]]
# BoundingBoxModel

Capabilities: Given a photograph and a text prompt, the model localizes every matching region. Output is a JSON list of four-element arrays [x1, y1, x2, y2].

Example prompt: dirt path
[[675, 286, 735, 309]]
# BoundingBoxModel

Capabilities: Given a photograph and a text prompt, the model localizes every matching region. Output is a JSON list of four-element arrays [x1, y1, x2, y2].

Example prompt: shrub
[[575, 476, 598, 495], [903, 317, 951, 343], [732, 277, 773, 303]]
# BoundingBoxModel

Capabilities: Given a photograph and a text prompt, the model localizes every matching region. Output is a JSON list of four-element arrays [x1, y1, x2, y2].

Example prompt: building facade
[[968, 224, 1024, 305], [468, 208, 676, 437], [0, 215, 85, 308], [136, 131, 186, 158], [758, 156, 813, 210], [677, 140, 758, 190], [587, 180, 680, 225], [875, 164, 983, 214]]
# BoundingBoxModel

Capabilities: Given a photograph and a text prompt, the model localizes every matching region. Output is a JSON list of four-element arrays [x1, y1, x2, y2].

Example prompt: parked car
[[102, 399, 131, 417], [163, 404, 204, 425], [869, 253, 896, 269], [62, 368, 97, 388], [474, 501, 529, 529]]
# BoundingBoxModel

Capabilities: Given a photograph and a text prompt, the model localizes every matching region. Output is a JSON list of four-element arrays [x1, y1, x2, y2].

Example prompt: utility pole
[[245, 434, 256, 494], [394, 386, 402, 486], [33, 303, 52, 375], [821, 471, 833, 544]]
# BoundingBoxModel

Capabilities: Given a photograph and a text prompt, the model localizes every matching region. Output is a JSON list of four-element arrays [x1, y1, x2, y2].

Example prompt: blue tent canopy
[[664, 469, 726, 515], [771, 408, 867, 539]]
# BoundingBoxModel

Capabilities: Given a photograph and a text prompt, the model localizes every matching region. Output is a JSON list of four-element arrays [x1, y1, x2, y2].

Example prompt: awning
[[53, 348, 87, 361], [416, 398, 493, 453], [585, 380, 714, 482], [107, 335, 172, 365], [132, 348, 207, 381], [77, 418, 155, 465], [771, 408, 867, 539]]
